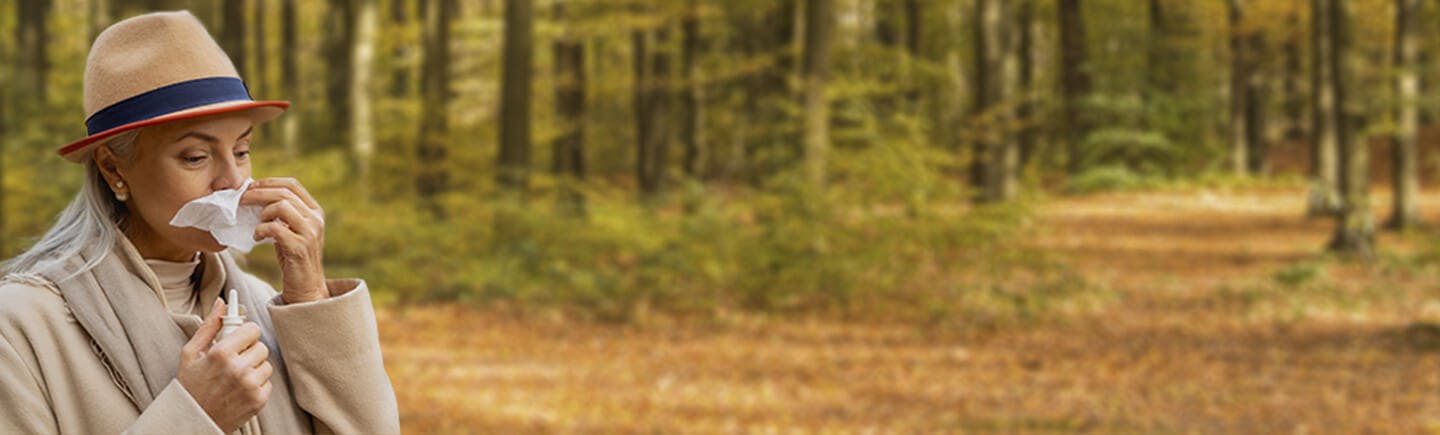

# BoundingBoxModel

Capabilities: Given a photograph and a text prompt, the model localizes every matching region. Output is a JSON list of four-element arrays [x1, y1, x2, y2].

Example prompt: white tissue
[[168, 178, 274, 253]]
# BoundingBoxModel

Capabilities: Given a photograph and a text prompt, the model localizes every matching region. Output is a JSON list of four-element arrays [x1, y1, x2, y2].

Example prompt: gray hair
[[4, 130, 141, 279]]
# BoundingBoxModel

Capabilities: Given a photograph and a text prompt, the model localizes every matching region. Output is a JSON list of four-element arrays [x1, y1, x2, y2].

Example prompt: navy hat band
[[84, 77, 253, 135]]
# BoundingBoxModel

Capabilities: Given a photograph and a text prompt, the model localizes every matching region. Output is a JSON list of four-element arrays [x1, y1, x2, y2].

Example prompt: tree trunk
[[16, 0, 51, 107], [351, 0, 377, 188], [633, 28, 652, 192], [903, 0, 921, 107], [389, 0, 412, 97], [416, 0, 454, 216], [1281, 8, 1304, 141], [1146, 0, 1165, 101], [681, 0, 703, 177], [634, 24, 672, 197], [1327, 0, 1374, 258], [89, 0, 110, 41], [498, 0, 534, 192], [326, 0, 354, 148], [1015, 0, 1035, 167], [1227, 0, 1251, 176], [552, 2, 586, 215], [281, 0, 300, 155], [1386, 0, 1423, 230], [252, 0, 268, 96], [802, 0, 834, 187], [972, 0, 1015, 203], [221, 0, 247, 81], [1057, 0, 1091, 176], [1308, 0, 1341, 216]]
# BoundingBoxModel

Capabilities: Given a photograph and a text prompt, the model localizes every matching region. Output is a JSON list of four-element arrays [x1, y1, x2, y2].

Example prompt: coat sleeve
[[0, 332, 57, 435], [266, 279, 400, 435], [123, 380, 225, 435], [0, 327, 221, 435]]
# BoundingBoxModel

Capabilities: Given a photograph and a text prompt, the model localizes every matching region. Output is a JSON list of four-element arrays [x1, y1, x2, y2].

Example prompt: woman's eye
[[182, 155, 207, 164], [235, 150, 251, 160]]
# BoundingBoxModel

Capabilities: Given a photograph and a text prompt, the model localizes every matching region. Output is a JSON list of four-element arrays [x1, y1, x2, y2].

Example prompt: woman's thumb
[[185, 299, 226, 354]]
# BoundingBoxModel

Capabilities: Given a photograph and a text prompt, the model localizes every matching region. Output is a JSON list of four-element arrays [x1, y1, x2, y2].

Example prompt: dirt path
[[381, 188, 1440, 433]]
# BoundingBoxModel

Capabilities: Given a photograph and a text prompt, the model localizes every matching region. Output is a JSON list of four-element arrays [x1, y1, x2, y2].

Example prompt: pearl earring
[[115, 181, 127, 201]]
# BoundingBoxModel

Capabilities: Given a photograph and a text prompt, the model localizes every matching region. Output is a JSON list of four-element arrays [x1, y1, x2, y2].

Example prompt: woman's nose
[[211, 158, 246, 191]]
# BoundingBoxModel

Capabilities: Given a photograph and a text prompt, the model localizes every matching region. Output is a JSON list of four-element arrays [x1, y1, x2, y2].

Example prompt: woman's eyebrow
[[173, 127, 254, 144]]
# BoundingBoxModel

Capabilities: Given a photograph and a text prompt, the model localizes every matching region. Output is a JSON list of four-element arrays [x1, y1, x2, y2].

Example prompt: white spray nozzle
[[218, 289, 243, 340]]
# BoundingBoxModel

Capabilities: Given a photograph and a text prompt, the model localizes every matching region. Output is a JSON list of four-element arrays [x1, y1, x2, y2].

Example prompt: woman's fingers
[[254, 220, 297, 243], [251, 177, 321, 210], [259, 200, 313, 236], [239, 340, 270, 369], [240, 187, 315, 217]]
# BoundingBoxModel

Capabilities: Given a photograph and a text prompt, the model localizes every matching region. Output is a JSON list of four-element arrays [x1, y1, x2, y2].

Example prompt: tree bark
[[498, 0, 534, 192], [972, 0, 1016, 203], [1057, 0, 1091, 176], [1308, 0, 1341, 216], [1281, 8, 1304, 141], [17, 0, 52, 107], [681, 0, 703, 177], [1015, 0, 1035, 167], [1327, 0, 1374, 258], [802, 0, 834, 187], [221, 0, 247, 81], [552, 1, 586, 214], [89, 0, 110, 41], [252, 0, 268, 96], [351, 0, 377, 188], [1386, 0, 1423, 230], [1227, 0, 1251, 176], [281, 0, 300, 155], [416, 0, 454, 216], [389, 0, 412, 97], [326, 0, 354, 147], [633, 28, 652, 192]]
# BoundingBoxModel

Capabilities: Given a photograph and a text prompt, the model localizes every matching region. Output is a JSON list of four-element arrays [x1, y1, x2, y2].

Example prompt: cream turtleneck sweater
[[142, 253, 203, 316]]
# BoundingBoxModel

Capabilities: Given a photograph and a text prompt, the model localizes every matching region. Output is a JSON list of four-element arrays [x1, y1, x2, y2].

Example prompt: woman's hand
[[241, 177, 327, 304], [178, 300, 273, 433]]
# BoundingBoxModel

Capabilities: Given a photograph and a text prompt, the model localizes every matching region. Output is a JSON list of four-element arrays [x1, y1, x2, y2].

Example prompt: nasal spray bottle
[[217, 289, 244, 340]]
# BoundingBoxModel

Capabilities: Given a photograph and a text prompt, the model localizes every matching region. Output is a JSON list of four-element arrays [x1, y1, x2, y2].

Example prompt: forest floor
[[378, 187, 1440, 433]]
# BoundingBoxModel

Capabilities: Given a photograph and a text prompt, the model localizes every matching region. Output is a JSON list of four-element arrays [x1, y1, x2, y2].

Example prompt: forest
[[5, 0, 1440, 432]]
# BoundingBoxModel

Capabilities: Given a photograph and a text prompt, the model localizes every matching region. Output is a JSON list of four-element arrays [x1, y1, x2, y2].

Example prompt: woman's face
[[97, 113, 255, 257]]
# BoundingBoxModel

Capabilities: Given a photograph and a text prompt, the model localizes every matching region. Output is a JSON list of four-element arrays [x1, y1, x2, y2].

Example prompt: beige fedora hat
[[59, 10, 288, 162]]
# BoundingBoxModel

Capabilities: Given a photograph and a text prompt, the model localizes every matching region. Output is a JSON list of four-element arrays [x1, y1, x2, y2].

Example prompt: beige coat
[[0, 235, 399, 434]]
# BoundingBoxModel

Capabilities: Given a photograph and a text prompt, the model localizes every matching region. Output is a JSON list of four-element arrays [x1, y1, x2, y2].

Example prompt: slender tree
[[1015, 0, 1035, 166], [280, 0, 301, 155], [1227, 0, 1253, 175], [1058, 0, 1091, 176], [681, 0, 703, 177], [635, 23, 673, 196], [351, 0, 377, 187], [802, 0, 834, 187], [498, 0, 534, 192], [972, 0, 1017, 202], [1308, 0, 1341, 216], [252, 0, 268, 96], [221, 0, 247, 81], [17, 0, 52, 107], [416, 0, 455, 216], [1327, 0, 1374, 257], [1387, 0, 1423, 229], [552, 1, 586, 214], [89, 0, 110, 40], [389, 0, 413, 97], [326, 0, 355, 147]]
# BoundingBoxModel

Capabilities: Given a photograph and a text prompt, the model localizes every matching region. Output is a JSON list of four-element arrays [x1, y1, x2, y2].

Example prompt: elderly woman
[[0, 11, 398, 434]]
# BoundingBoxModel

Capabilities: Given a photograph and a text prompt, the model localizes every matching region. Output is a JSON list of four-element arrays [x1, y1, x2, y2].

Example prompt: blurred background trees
[[1, 0, 1437, 318]]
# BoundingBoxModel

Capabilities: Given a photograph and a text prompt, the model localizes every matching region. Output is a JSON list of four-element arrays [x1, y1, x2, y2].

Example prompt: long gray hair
[[4, 130, 141, 279]]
